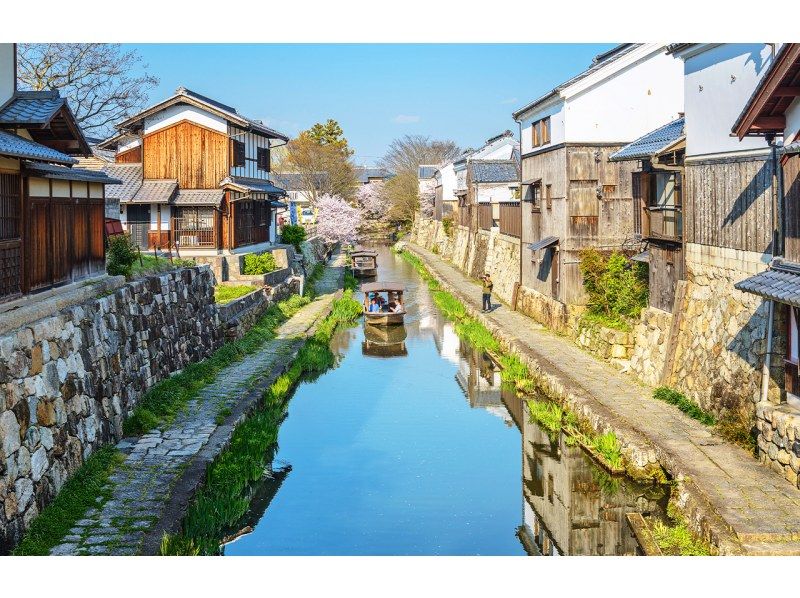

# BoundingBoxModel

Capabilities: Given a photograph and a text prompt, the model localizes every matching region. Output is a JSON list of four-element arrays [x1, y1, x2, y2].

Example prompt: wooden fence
[[499, 202, 521, 237], [478, 204, 493, 231]]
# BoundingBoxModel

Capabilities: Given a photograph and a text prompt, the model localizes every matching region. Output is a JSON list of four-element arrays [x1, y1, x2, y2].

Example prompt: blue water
[[224, 248, 525, 555]]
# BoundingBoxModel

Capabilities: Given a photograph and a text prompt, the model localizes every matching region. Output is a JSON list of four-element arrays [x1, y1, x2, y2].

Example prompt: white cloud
[[392, 114, 421, 124], [500, 97, 518, 105]]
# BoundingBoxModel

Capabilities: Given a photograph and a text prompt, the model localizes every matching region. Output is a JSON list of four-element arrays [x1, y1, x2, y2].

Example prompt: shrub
[[280, 224, 307, 251], [242, 252, 278, 275], [215, 285, 256, 304], [653, 386, 716, 426], [442, 216, 454, 238], [106, 234, 138, 278], [579, 248, 648, 327]]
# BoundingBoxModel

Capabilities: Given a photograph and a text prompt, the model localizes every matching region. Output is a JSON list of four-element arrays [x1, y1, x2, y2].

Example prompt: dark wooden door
[[126, 204, 151, 249], [0, 172, 22, 301], [27, 198, 50, 291]]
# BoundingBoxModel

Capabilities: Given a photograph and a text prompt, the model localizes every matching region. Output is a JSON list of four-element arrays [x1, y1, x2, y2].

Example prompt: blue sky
[[126, 44, 615, 166]]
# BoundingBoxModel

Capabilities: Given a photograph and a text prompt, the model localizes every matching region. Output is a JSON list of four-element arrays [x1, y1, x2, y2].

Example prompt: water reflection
[[223, 246, 666, 555]]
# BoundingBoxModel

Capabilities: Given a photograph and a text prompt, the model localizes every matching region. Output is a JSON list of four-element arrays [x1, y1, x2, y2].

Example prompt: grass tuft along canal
[[222, 247, 668, 556]]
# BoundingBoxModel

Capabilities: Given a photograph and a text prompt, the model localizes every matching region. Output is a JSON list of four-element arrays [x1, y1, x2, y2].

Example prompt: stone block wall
[[574, 322, 634, 361], [217, 277, 301, 341], [670, 243, 780, 418], [629, 307, 674, 387], [755, 402, 800, 488], [0, 266, 222, 551]]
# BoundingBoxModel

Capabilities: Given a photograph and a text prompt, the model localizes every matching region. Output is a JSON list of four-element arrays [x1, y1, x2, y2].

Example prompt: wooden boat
[[362, 323, 408, 357], [361, 281, 406, 325], [351, 248, 378, 278]]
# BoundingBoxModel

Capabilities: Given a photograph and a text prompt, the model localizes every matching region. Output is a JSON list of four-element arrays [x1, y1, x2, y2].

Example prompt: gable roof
[[512, 44, 638, 120], [103, 163, 143, 200], [0, 129, 76, 165], [470, 160, 519, 184], [732, 43, 800, 139], [115, 87, 289, 142], [0, 90, 90, 155], [609, 117, 685, 161]]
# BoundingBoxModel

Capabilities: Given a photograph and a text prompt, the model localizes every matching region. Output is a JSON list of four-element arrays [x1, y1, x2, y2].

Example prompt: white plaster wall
[[682, 44, 774, 157], [472, 138, 519, 160], [519, 100, 566, 155], [0, 44, 15, 106], [565, 48, 683, 143], [439, 163, 457, 201], [785, 97, 800, 144], [229, 130, 273, 180], [118, 137, 142, 153], [144, 105, 227, 135], [476, 183, 516, 204]]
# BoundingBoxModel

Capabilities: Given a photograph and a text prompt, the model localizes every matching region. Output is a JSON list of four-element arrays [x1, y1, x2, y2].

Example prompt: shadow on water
[[222, 246, 669, 555]]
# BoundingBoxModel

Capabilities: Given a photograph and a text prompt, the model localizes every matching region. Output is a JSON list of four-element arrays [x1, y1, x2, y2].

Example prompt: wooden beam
[[774, 86, 800, 97], [751, 115, 786, 130]]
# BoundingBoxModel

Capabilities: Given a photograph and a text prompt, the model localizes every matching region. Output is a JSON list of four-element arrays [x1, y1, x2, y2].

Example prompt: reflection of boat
[[362, 323, 408, 358], [361, 281, 406, 325], [351, 248, 378, 278]]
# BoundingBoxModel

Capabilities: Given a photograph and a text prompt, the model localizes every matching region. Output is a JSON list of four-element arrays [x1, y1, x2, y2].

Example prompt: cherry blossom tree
[[316, 194, 362, 244], [356, 182, 388, 221]]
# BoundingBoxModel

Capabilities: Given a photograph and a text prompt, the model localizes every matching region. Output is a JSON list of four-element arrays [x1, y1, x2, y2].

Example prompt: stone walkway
[[50, 254, 344, 556], [404, 241, 800, 555]]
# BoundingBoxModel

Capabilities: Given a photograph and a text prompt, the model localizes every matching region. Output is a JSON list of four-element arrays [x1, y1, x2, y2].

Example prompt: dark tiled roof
[[0, 129, 76, 165], [512, 44, 638, 120], [528, 236, 559, 251], [0, 90, 65, 125], [418, 165, 437, 179], [471, 160, 519, 183], [735, 263, 800, 307], [104, 163, 143, 200], [272, 172, 325, 190], [22, 161, 122, 184], [130, 179, 178, 204], [784, 141, 800, 155], [355, 167, 392, 183], [172, 189, 224, 206], [220, 176, 287, 196], [609, 117, 685, 161], [116, 87, 289, 141]]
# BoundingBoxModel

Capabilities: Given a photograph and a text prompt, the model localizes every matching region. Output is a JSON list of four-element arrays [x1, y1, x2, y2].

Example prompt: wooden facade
[[520, 143, 637, 305], [0, 171, 106, 304], [785, 153, 800, 263], [116, 146, 142, 163], [142, 120, 229, 189]]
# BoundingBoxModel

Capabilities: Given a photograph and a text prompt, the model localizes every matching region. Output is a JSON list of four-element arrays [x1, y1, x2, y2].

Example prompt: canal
[[223, 246, 669, 556]]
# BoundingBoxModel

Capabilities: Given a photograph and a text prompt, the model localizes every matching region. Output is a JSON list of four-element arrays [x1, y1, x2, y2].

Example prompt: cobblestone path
[[50, 255, 343, 555], [405, 241, 800, 555]]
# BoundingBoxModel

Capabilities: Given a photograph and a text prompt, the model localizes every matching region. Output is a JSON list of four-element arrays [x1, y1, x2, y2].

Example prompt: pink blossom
[[316, 193, 362, 244], [356, 182, 388, 220]]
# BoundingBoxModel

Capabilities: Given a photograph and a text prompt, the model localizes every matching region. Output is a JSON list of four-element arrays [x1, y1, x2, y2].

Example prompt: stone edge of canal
[[397, 241, 735, 555], [139, 291, 343, 556]]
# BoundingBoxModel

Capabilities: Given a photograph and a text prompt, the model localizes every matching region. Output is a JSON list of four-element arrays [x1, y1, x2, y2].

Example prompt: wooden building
[[98, 87, 288, 255], [610, 117, 686, 313], [732, 43, 800, 404], [511, 44, 684, 321], [0, 43, 120, 305]]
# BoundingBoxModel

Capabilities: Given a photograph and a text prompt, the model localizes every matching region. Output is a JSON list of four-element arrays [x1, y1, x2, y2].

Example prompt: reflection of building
[[455, 341, 513, 426], [419, 310, 461, 366], [519, 402, 667, 556]]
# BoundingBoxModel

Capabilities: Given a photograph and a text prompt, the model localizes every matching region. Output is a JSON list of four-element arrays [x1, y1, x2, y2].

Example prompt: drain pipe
[[760, 135, 781, 403]]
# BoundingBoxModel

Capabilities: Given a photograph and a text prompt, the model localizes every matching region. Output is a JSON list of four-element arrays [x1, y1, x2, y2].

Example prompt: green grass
[[650, 504, 713, 556], [527, 400, 569, 435], [580, 310, 632, 332], [160, 290, 362, 555], [214, 285, 256, 305], [653, 387, 716, 426], [123, 293, 311, 436], [304, 263, 326, 298], [131, 253, 195, 278], [12, 447, 125, 555]]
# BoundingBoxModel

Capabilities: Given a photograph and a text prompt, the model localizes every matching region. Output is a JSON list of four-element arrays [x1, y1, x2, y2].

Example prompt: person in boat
[[368, 298, 381, 313]]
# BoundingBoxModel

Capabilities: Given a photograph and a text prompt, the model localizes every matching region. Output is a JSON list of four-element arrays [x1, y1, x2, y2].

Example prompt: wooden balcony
[[641, 206, 682, 242]]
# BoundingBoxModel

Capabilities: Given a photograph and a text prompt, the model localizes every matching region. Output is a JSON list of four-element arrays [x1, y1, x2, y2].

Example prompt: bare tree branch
[[17, 43, 159, 137]]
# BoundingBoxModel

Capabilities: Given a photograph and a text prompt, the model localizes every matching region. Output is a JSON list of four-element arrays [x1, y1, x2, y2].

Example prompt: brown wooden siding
[[116, 145, 142, 163], [648, 243, 684, 313], [0, 172, 22, 300], [499, 201, 521, 238], [143, 120, 229, 189], [684, 155, 774, 253], [784, 153, 800, 263], [478, 203, 493, 230]]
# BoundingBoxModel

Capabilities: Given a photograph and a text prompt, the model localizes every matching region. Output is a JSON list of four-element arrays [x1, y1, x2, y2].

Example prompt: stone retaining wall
[[0, 259, 310, 551], [575, 321, 634, 362], [629, 307, 674, 386], [755, 402, 800, 488]]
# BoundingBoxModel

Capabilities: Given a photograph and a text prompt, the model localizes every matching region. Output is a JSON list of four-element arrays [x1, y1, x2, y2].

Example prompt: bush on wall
[[579, 247, 648, 329]]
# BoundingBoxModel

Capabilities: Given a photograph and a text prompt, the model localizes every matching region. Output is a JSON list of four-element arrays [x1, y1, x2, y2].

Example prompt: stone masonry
[[0, 266, 223, 551]]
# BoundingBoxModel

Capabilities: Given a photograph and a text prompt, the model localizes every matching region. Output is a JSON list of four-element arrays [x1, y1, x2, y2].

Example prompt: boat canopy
[[351, 249, 378, 257], [361, 281, 405, 293]]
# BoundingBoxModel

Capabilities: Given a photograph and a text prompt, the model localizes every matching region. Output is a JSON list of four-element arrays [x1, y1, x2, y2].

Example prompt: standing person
[[481, 273, 493, 312]]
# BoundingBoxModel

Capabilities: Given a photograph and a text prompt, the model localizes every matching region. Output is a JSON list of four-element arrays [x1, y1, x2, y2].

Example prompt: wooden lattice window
[[0, 173, 21, 241]]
